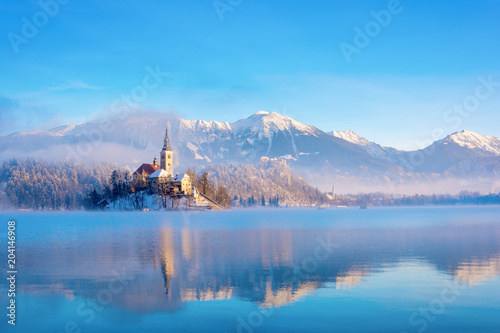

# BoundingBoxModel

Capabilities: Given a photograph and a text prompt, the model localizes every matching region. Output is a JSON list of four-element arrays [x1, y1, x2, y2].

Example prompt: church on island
[[132, 127, 222, 210]]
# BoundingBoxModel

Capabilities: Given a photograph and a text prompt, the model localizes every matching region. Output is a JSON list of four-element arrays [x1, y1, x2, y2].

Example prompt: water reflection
[[16, 220, 500, 314], [454, 256, 500, 286], [335, 268, 370, 289]]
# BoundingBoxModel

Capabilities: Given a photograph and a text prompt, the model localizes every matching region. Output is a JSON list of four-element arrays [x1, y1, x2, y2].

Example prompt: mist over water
[[1, 207, 500, 332]]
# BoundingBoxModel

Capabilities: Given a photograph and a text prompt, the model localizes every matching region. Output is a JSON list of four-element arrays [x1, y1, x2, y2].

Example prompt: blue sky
[[1, 0, 499, 149]]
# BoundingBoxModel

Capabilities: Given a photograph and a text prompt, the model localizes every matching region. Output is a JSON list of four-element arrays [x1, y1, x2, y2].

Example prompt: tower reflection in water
[[15, 218, 500, 314], [149, 224, 500, 310]]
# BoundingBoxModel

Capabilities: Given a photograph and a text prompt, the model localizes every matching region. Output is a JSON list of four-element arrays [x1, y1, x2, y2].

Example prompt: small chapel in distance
[[132, 127, 192, 197]]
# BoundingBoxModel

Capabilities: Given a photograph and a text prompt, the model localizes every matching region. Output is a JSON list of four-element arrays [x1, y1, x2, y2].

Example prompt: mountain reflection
[[335, 268, 371, 289], [18, 222, 500, 312]]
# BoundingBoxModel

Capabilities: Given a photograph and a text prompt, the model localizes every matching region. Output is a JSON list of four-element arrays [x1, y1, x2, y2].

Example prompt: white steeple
[[160, 126, 174, 174]]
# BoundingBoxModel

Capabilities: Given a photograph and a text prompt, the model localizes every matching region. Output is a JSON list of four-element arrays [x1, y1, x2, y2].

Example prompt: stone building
[[133, 126, 193, 197], [133, 156, 161, 185]]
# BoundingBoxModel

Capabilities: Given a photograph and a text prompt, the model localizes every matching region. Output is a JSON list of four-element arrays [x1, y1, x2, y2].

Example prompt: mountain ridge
[[0, 111, 499, 194]]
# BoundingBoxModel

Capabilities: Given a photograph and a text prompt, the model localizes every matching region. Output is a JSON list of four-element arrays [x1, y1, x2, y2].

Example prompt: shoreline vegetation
[[0, 158, 499, 211]]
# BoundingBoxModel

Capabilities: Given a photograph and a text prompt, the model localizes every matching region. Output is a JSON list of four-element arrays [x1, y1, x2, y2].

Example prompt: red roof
[[134, 163, 160, 176]]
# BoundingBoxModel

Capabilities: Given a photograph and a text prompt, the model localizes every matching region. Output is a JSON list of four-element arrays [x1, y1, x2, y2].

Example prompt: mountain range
[[1, 111, 499, 194]]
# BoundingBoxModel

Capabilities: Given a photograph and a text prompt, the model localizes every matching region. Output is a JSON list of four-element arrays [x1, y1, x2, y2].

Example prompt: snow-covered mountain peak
[[177, 118, 231, 131], [49, 125, 77, 135], [254, 111, 270, 115], [231, 111, 317, 136], [445, 130, 500, 155], [329, 130, 370, 146]]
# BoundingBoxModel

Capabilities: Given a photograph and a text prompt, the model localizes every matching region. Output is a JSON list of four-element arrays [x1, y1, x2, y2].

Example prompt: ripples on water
[[1, 206, 499, 332]]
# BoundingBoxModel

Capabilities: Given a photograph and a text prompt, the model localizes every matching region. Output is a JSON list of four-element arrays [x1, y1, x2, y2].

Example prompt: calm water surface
[[1, 207, 500, 332]]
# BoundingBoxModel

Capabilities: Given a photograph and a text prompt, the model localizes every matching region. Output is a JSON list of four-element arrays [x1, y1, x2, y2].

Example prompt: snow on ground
[[105, 192, 191, 211]]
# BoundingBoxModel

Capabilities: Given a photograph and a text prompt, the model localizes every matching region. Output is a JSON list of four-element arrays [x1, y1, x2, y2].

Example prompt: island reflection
[[19, 222, 500, 313]]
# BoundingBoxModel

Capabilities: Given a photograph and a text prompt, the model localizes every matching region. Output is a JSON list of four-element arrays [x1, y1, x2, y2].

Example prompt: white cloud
[[45, 80, 107, 92]]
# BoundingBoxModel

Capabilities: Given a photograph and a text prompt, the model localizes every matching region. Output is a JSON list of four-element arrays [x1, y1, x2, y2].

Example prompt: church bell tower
[[160, 126, 173, 174]]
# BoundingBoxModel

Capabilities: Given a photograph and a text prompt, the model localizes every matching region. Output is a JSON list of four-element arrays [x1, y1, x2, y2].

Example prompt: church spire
[[163, 127, 171, 151], [160, 125, 173, 174]]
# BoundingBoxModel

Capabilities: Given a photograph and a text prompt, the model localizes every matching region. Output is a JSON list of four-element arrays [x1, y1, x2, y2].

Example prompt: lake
[[1, 206, 500, 332]]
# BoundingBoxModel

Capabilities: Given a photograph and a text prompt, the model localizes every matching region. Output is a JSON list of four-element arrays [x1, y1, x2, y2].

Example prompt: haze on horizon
[[1, 0, 500, 150]]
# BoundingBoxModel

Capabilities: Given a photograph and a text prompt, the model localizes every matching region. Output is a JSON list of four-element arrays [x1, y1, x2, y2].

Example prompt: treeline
[[0, 158, 233, 210], [3, 158, 496, 210], [0, 157, 326, 210], [203, 158, 327, 207], [0, 158, 119, 210], [185, 169, 232, 207], [86, 168, 233, 210], [84, 169, 132, 210], [335, 191, 500, 206]]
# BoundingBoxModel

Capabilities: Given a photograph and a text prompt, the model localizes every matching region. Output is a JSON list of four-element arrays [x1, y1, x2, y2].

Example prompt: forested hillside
[[0, 158, 326, 210], [0, 159, 119, 210], [205, 157, 327, 207]]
